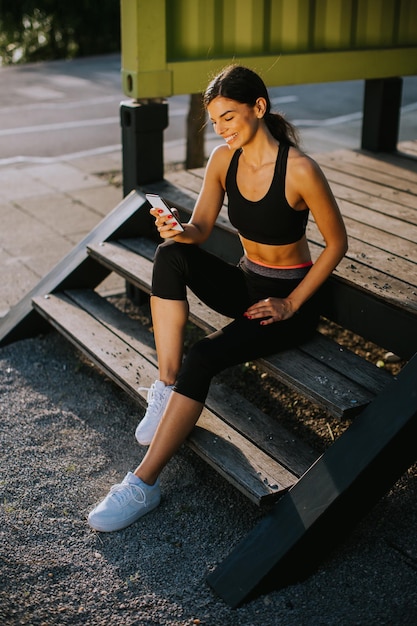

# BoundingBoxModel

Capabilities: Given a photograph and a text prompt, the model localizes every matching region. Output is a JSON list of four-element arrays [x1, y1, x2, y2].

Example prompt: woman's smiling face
[[207, 96, 263, 149]]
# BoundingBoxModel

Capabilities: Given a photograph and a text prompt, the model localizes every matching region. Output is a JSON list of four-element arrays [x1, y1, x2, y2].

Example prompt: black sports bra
[[225, 143, 309, 245]]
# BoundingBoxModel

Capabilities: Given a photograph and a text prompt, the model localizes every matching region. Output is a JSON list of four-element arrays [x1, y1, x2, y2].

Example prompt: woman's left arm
[[285, 154, 348, 314], [246, 154, 348, 325]]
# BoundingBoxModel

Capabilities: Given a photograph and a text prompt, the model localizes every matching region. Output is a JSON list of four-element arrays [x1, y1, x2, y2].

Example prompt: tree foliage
[[0, 0, 120, 64]]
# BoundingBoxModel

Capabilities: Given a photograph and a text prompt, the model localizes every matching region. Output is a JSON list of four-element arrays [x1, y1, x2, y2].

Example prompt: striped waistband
[[241, 255, 312, 279]]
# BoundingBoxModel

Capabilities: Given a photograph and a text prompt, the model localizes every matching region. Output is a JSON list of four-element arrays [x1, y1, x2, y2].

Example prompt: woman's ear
[[255, 97, 267, 118]]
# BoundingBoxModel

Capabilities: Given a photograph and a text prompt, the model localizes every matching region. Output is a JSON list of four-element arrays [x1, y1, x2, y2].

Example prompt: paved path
[[0, 150, 123, 317]]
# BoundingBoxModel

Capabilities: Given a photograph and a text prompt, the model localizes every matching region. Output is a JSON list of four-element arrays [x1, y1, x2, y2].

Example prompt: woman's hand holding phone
[[146, 193, 184, 236]]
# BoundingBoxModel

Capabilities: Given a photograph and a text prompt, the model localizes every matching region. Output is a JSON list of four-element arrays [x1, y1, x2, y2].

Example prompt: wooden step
[[87, 238, 392, 418], [32, 289, 317, 505], [88, 238, 231, 334]]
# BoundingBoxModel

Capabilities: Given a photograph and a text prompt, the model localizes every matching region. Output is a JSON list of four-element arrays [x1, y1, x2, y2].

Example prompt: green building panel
[[120, 0, 417, 98]]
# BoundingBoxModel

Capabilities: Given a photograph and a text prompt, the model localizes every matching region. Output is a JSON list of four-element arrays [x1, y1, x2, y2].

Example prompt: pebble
[[384, 351, 402, 363]]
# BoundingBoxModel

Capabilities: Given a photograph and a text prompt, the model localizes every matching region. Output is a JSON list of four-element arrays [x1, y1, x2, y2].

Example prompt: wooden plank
[[121, 236, 158, 260], [317, 179, 417, 226], [317, 151, 417, 195], [207, 384, 318, 477], [341, 215, 417, 262], [309, 236, 417, 314], [298, 332, 392, 393], [207, 354, 417, 607], [32, 291, 158, 402], [87, 241, 155, 296], [309, 220, 417, 286], [337, 199, 417, 245], [309, 241, 417, 315], [262, 348, 378, 419], [319, 149, 417, 187], [320, 164, 417, 210], [321, 273, 417, 360], [368, 147, 417, 175], [159, 169, 203, 198], [188, 412, 297, 505], [32, 290, 298, 505], [67, 288, 159, 367]]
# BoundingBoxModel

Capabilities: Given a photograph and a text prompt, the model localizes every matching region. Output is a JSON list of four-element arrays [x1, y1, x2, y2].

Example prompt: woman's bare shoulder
[[208, 144, 235, 167], [287, 146, 324, 182], [205, 145, 236, 187]]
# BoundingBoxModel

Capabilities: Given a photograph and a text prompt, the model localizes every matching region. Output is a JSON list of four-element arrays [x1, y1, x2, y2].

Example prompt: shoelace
[[138, 383, 166, 417], [109, 482, 146, 505]]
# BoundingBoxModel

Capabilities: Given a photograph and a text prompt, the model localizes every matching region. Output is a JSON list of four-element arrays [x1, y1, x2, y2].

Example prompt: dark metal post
[[361, 77, 403, 152], [120, 99, 169, 196], [120, 99, 168, 303]]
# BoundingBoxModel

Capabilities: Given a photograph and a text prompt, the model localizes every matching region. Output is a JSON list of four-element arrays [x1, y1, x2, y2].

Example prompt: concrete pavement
[[0, 149, 124, 317]]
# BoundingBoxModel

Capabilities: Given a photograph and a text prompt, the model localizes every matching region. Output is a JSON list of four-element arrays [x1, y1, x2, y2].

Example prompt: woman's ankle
[[134, 469, 159, 487]]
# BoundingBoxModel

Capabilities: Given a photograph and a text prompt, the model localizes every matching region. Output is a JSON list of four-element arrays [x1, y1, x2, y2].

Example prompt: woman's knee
[[175, 338, 220, 402], [152, 241, 192, 299], [154, 239, 185, 267], [188, 337, 220, 371]]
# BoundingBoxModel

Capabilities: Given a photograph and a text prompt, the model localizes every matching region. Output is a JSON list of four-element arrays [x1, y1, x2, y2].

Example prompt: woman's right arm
[[152, 145, 230, 244]]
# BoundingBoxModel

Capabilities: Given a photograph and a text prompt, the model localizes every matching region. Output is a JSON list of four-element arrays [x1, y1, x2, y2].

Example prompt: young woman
[[88, 65, 348, 532]]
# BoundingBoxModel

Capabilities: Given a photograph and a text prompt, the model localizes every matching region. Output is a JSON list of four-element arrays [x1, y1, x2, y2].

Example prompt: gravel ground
[[1, 331, 417, 625]]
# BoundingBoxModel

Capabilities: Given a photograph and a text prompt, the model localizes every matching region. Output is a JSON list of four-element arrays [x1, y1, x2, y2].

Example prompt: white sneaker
[[87, 472, 161, 532], [136, 380, 173, 445]]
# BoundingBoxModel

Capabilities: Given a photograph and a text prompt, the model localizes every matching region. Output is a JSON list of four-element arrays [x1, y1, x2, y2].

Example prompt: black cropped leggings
[[151, 240, 320, 403]]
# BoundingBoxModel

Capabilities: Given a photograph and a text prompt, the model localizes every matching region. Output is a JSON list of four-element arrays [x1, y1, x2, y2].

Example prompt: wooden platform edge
[[206, 352, 417, 607]]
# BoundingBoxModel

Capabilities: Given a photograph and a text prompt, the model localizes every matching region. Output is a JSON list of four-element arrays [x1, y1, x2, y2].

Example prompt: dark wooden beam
[[361, 78, 402, 152], [207, 353, 417, 607], [321, 277, 417, 360]]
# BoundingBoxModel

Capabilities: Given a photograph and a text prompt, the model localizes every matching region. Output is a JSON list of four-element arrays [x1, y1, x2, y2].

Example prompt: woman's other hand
[[244, 297, 295, 325]]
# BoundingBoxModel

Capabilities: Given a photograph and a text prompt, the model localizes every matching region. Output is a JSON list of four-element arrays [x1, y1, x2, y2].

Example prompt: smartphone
[[145, 193, 184, 232]]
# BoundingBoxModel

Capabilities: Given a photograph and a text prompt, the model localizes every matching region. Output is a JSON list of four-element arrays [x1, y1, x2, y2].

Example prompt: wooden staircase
[[31, 228, 391, 506]]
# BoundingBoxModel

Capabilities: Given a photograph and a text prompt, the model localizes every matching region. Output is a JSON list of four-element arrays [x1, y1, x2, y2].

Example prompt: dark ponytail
[[204, 64, 299, 148], [264, 112, 299, 147]]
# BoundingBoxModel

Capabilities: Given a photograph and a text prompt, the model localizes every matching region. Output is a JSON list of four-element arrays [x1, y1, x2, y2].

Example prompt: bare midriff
[[242, 234, 312, 269]]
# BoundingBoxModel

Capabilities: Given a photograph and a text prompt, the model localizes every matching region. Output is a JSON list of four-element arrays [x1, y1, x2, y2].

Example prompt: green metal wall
[[121, 0, 417, 98]]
